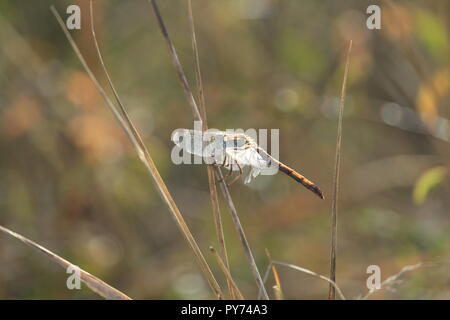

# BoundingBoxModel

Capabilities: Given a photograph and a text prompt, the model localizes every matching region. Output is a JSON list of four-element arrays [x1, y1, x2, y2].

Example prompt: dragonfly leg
[[215, 155, 228, 183], [217, 159, 234, 184], [217, 165, 232, 183], [225, 162, 233, 178], [220, 155, 228, 167], [227, 161, 242, 186]]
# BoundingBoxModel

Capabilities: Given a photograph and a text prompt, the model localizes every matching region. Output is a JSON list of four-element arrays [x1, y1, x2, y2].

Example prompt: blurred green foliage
[[413, 166, 447, 204]]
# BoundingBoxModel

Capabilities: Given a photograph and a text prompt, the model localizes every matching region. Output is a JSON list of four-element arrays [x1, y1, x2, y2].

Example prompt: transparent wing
[[225, 147, 272, 183], [171, 129, 227, 160], [226, 148, 269, 168]]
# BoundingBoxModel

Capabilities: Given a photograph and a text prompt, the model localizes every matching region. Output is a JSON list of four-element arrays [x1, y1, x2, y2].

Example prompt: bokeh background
[[0, 0, 449, 299]]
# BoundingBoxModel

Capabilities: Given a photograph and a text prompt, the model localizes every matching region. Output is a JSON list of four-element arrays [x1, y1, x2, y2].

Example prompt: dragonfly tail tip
[[315, 188, 324, 200]]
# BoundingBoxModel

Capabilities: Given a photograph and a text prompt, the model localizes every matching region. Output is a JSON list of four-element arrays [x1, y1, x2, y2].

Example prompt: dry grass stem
[[149, 0, 266, 299], [265, 249, 283, 299], [0, 225, 131, 300], [361, 263, 424, 300], [273, 261, 346, 300], [187, 0, 234, 298], [210, 247, 245, 300], [329, 40, 352, 300], [216, 168, 269, 299], [51, 4, 223, 299]]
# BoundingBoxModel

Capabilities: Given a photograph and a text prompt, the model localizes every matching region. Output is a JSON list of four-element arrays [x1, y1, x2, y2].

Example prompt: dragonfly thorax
[[222, 134, 253, 150]]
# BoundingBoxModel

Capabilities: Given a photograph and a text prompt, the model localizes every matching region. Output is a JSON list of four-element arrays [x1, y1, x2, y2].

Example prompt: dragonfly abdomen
[[277, 162, 324, 199]]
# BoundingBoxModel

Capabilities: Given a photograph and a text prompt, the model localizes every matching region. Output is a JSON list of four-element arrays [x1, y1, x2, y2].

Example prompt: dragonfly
[[172, 129, 324, 199]]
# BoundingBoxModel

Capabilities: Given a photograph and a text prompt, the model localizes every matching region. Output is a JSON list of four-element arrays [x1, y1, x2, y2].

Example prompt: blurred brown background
[[0, 0, 449, 299]]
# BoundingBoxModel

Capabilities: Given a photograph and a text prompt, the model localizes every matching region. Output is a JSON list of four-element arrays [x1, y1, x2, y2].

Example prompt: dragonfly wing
[[244, 167, 261, 184], [227, 148, 269, 168], [172, 129, 225, 158], [225, 148, 270, 183], [172, 129, 203, 156], [203, 141, 226, 164]]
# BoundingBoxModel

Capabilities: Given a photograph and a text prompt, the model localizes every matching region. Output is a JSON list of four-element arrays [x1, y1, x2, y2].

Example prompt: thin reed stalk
[[148, 0, 268, 299], [274, 261, 346, 300], [187, 0, 233, 298], [210, 247, 245, 300], [0, 225, 131, 300], [50, 4, 223, 299], [148, 0, 203, 123], [216, 169, 269, 300], [328, 40, 352, 300], [361, 263, 424, 300], [265, 249, 283, 299]]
